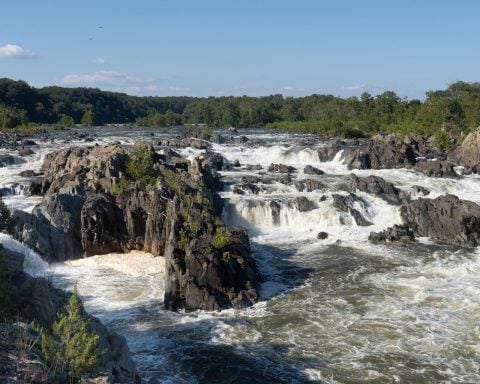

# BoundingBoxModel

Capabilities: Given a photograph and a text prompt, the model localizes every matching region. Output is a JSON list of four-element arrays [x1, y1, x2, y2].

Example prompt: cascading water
[[3, 127, 480, 383]]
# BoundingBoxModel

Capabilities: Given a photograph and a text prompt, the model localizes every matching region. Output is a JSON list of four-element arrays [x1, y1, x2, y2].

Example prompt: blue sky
[[1, 0, 480, 98]]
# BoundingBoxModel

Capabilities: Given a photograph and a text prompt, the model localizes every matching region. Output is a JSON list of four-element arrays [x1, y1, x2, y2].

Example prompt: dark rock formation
[[401, 194, 480, 246], [294, 179, 325, 192], [414, 159, 457, 178], [449, 129, 480, 169], [0, 154, 24, 167], [368, 224, 415, 245], [12, 143, 260, 311], [17, 147, 34, 156], [268, 163, 296, 173], [351, 174, 406, 205], [317, 231, 328, 240], [412, 185, 430, 196], [365, 134, 417, 169], [232, 183, 261, 195], [295, 196, 316, 212], [332, 193, 373, 226], [303, 165, 325, 175]]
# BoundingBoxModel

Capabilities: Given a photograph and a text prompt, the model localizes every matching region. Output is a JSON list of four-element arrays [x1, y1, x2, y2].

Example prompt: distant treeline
[[1, 78, 479, 143]]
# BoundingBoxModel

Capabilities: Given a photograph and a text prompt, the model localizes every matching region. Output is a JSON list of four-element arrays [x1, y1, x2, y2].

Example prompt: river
[[1, 127, 479, 383]]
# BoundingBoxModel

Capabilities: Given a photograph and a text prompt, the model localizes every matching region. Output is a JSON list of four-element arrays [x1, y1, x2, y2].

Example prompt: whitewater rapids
[[2, 127, 480, 383]]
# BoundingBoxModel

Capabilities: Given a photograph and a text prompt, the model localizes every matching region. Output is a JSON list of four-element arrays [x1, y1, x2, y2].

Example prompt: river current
[[1, 127, 479, 383]]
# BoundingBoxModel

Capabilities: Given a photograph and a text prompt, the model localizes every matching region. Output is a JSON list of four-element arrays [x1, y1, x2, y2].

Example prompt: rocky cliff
[[12, 142, 260, 312]]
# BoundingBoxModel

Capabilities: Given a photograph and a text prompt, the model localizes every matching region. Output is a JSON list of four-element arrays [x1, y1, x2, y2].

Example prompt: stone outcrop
[[268, 163, 296, 174], [303, 165, 324, 175], [332, 193, 372, 226], [351, 174, 406, 205], [449, 128, 480, 169], [12, 143, 260, 311], [414, 159, 457, 178], [368, 224, 415, 245], [400, 194, 480, 246]]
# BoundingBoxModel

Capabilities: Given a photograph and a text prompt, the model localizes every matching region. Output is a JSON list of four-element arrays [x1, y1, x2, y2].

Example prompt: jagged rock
[[12, 143, 260, 311], [303, 165, 325, 175], [295, 196, 316, 212], [294, 179, 325, 192], [317, 143, 341, 162], [401, 194, 480, 246], [412, 185, 430, 196], [23, 179, 43, 196], [368, 224, 415, 244], [317, 231, 328, 239], [268, 163, 296, 173], [332, 193, 373, 226], [198, 151, 229, 171], [351, 174, 406, 205], [449, 128, 480, 168], [414, 159, 457, 178], [232, 183, 261, 195], [163, 191, 259, 311], [365, 134, 417, 169]]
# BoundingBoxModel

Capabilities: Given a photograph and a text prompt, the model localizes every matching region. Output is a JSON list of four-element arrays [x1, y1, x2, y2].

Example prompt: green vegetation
[[0, 246, 13, 322], [3, 77, 480, 143], [54, 114, 75, 130], [125, 148, 159, 186], [41, 287, 101, 382], [161, 168, 179, 192], [212, 226, 231, 250]]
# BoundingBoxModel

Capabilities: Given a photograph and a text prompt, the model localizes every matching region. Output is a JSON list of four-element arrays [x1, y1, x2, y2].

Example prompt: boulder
[[351, 174, 406, 205], [295, 196, 316, 212], [17, 147, 34, 156], [365, 134, 417, 169], [303, 165, 325, 175], [332, 193, 373, 226], [294, 179, 325, 192], [268, 163, 296, 174], [412, 185, 430, 196], [317, 231, 328, 240], [401, 194, 480, 246], [368, 224, 415, 244], [414, 159, 457, 178], [0, 154, 24, 167], [449, 128, 480, 168]]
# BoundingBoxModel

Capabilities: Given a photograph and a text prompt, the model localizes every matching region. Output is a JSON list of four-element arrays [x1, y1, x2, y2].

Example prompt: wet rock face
[[268, 163, 296, 174], [401, 194, 480, 246], [303, 165, 325, 175], [332, 193, 373, 226]]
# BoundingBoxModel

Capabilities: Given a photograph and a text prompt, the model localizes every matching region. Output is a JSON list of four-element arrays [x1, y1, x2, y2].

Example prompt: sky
[[1, 0, 480, 99]]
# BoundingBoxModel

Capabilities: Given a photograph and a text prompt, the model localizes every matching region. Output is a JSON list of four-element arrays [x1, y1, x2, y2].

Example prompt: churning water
[[3, 127, 480, 383]]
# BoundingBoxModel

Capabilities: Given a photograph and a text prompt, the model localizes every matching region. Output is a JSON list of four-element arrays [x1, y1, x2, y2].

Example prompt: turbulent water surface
[[2, 127, 480, 383]]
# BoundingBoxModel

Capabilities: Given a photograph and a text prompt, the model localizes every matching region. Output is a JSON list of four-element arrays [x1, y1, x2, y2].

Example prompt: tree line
[[1, 77, 480, 141]]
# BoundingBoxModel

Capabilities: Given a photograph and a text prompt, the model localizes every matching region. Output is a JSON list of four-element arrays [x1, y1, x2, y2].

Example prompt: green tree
[[41, 287, 101, 382], [125, 148, 159, 186], [54, 114, 75, 129], [81, 110, 96, 127]]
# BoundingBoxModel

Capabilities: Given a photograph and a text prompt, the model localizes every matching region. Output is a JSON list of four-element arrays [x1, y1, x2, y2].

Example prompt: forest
[[1, 78, 479, 144]]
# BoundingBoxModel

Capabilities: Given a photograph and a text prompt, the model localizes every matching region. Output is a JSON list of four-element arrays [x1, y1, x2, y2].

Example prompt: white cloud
[[93, 57, 106, 65], [341, 84, 366, 91], [279, 85, 307, 93], [0, 44, 37, 59], [61, 70, 190, 95]]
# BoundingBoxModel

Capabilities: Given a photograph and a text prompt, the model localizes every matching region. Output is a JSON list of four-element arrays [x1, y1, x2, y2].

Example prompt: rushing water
[[2, 127, 480, 383]]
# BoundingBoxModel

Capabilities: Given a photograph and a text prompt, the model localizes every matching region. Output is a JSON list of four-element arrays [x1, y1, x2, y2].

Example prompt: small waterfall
[[0, 233, 48, 277]]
